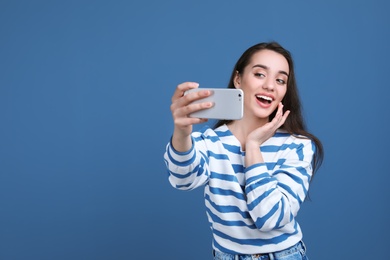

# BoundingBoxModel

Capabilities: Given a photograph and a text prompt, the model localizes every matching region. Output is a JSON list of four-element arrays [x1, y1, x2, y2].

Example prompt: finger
[[276, 102, 284, 116], [173, 100, 213, 119], [269, 103, 284, 125], [276, 110, 290, 129], [182, 88, 212, 103], [186, 100, 214, 113], [173, 89, 213, 114], [266, 103, 286, 131], [282, 110, 290, 123], [172, 82, 199, 102]]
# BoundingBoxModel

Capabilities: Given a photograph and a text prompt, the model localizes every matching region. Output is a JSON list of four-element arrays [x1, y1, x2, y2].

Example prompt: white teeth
[[256, 95, 273, 101]]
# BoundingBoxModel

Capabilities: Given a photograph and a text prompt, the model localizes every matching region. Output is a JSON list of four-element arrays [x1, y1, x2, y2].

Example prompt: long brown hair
[[214, 42, 324, 174]]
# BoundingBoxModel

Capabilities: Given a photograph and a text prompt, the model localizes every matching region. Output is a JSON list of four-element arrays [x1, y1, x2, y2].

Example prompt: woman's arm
[[164, 82, 214, 190], [164, 132, 211, 191], [245, 137, 315, 231]]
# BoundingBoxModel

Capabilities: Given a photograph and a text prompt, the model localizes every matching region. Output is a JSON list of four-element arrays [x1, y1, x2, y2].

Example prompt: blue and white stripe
[[164, 124, 315, 254]]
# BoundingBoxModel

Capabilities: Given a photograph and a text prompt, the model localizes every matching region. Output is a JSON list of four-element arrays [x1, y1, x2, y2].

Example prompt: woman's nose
[[262, 78, 275, 91]]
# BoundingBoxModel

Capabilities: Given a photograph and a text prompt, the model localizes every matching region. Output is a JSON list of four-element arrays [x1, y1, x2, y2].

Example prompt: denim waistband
[[213, 241, 306, 260]]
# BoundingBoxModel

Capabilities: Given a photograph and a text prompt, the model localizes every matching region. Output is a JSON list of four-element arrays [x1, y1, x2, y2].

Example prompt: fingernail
[[203, 90, 211, 96]]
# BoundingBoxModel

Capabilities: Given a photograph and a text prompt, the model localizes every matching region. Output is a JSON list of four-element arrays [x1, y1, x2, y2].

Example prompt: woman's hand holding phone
[[170, 82, 213, 152]]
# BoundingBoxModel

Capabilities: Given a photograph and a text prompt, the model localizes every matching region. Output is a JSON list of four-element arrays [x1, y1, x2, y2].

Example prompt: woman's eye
[[277, 79, 286, 85], [255, 73, 265, 78]]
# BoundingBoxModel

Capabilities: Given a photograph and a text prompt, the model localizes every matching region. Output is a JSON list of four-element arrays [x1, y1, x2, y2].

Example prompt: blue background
[[1, 0, 389, 259]]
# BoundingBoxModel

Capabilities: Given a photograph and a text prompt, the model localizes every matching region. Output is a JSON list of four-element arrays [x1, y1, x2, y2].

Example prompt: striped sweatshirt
[[163, 124, 315, 254]]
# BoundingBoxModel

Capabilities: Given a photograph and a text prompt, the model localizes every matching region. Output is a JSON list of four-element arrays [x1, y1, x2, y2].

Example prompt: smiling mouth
[[256, 95, 273, 104]]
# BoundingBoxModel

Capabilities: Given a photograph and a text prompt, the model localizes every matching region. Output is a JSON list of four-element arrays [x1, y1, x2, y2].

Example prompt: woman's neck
[[227, 116, 268, 150]]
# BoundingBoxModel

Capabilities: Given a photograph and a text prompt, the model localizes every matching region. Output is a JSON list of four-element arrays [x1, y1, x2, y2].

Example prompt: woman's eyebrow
[[252, 64, 289, 77]]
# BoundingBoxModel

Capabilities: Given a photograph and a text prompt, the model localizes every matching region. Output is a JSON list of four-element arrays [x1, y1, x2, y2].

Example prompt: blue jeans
[[213, 241, 308, 260]]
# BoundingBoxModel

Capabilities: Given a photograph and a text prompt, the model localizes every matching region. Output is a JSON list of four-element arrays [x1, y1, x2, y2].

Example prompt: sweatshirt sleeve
[[163, 135, 210, 190], [244, 137, 315, 232]]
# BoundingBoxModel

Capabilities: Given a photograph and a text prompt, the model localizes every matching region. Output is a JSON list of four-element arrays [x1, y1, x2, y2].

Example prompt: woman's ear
[[234, 71, 241, 88]]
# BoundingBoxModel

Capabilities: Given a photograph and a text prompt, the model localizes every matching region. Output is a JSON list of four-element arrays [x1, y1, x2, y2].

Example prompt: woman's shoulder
[[267, 130, 315, 160], [271, 130, 314, 147]]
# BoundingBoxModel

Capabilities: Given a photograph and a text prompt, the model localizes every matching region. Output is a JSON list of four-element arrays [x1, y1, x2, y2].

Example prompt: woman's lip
[[256, 93, 275, 100], [255, 97, 272, 108]]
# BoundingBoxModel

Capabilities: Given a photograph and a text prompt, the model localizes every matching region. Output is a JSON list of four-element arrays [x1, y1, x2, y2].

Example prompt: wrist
[[245, 142, 264, 166], [172, 128, 193, 152], [245, 140, 260, 152]]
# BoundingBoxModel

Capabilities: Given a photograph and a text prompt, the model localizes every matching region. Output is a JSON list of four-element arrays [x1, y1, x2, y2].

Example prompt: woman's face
[[234, 49, 289, 120]]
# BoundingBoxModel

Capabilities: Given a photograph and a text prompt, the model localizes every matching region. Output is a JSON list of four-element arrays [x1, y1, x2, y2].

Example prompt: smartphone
[[185, 88, 244, 120]]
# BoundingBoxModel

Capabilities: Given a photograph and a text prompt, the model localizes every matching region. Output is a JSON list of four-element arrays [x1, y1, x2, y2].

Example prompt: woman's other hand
[[245, 103, 290, 165]]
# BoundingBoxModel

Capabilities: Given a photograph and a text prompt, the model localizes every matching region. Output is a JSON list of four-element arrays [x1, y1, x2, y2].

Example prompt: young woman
[[164, 42, 323, 260]]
